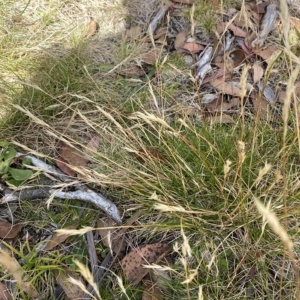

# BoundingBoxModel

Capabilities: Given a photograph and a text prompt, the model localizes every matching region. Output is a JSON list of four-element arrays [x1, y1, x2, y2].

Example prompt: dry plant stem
[[1, 154, 122, 224], [251, 4, 278, 48], [85, 231, 98, 299]]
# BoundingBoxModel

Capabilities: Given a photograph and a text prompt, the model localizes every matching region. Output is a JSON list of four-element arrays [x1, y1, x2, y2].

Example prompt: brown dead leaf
[[181, 42, 204, 53], [55, 157, 76, 177], [118, 66, 145, 77], [142, 281, 163, 300], [210, 78, 242, 97], [86, 17, 99, 37], [228, 49, 246, 68], [97, 218, 126, 255], [249, 1, 269, 14], [217, 22, 247, 37], [201, 69, 229, 85], [44, 225, 78, 251], [174, 28, 189, 50], [121, 243, 170, 285], [245, 31, 258, 50], [140, 48, 161, 65], [172, 0, 194, 3], [206, 97, 240, 113], [251, 62, 264, 84], [208, 114, 235, 124], [55, 270, 85, 300], [153, 28, 168, 40], [0, 282, 11, 300], [125, 26, 142, 40], [57, 141, 88, 167], [130, 148, 167, 163], [233, 12, 248, 28], [0, 247, 39, 298], [252, 45, 280, 60], [0, 221, 22, 239], [84, 135, 100, 157], [252, 96, 272, 120]]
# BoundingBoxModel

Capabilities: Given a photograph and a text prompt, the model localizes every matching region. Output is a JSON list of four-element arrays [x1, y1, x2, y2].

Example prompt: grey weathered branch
[[252, 4, 278, 48], [1, 154, 122, 224]]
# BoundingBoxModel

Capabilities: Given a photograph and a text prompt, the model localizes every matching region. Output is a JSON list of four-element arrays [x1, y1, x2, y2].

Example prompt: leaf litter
[[1, 0, 300, 298]]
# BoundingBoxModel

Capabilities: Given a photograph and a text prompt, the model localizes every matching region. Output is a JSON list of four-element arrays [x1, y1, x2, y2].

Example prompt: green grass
[[0, 0, 300, 299]]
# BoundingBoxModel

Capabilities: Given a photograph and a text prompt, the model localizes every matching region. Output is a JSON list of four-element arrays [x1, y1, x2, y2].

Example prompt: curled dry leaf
[[251, 62, 264, 84], [142, 281, 163, 300], [0, 221, 22, 239], [97, 218, 126, 255], [44, 225, 78, 251], [84, 135, 100, 157], [174, 28, 189, 50], [206, 97, 240, 113], [252, 45, 280, 61], [55, 156, 76, 177], [55, 270, 86, 300], [0, 246, 39, 298], [118, 66, 145, 77], [252, 96, 272, 120], [210, 78, 242, 97], [0, 282, 11, 300], [208, 114, 235, 124], [121, 243, 170, 285], [125, 26, 142, 40], [86, 17, 99, 37], [57, 141, 88, 171], [181, 42, 204, 53], [172, 0, 194, 3], [140, 48, 161, 65], [217, 22, 247, 37], [130, 148, 167, 163]]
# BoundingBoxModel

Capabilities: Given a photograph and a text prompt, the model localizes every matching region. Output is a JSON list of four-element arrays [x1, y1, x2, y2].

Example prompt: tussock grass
[[0, 0, 300, 299]]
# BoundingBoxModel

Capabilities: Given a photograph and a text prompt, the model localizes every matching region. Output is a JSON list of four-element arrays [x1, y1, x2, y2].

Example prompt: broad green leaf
[[0, 141, 10, 147], [22, 157, 32, 166], [3, 147, 17, 161], [8, 168, 33, 181]]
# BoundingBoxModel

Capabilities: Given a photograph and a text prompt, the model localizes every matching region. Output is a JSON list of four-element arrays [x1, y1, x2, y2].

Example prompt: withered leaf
[[44, 225, 78, 251], [55, 156, 76, 177], [217, 22, 247, 37], [84, 135, 100, 157], [118, 66, 145, 77], [0, 221, 22, 239], [97, 218, 126, 255], [172, 0, 194, 3], [121, 243, 170, 285], [86, 17, 99, 37], [208, 114, 235, 124], [142, 281, 163, 300], [131, 148, 167, 163], [0, 282, 11, 300], [210, 78, 242, 97], [57, 141, 88, 167], [181, 42, 204, 53], [206, 97, 240, 113], [125, 26, 142, 41], [55, 270, 85, 300], [140, 48, 161, 65], [174, 28, 189, 50], [251, 62, 264, 84], [252, 46, 280, 61]]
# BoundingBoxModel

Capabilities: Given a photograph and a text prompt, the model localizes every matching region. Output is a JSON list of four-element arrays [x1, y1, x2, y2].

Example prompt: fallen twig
[[252, 4, 278, 48], [148, 0, 172, 34], [1, 154, 122, 224]]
